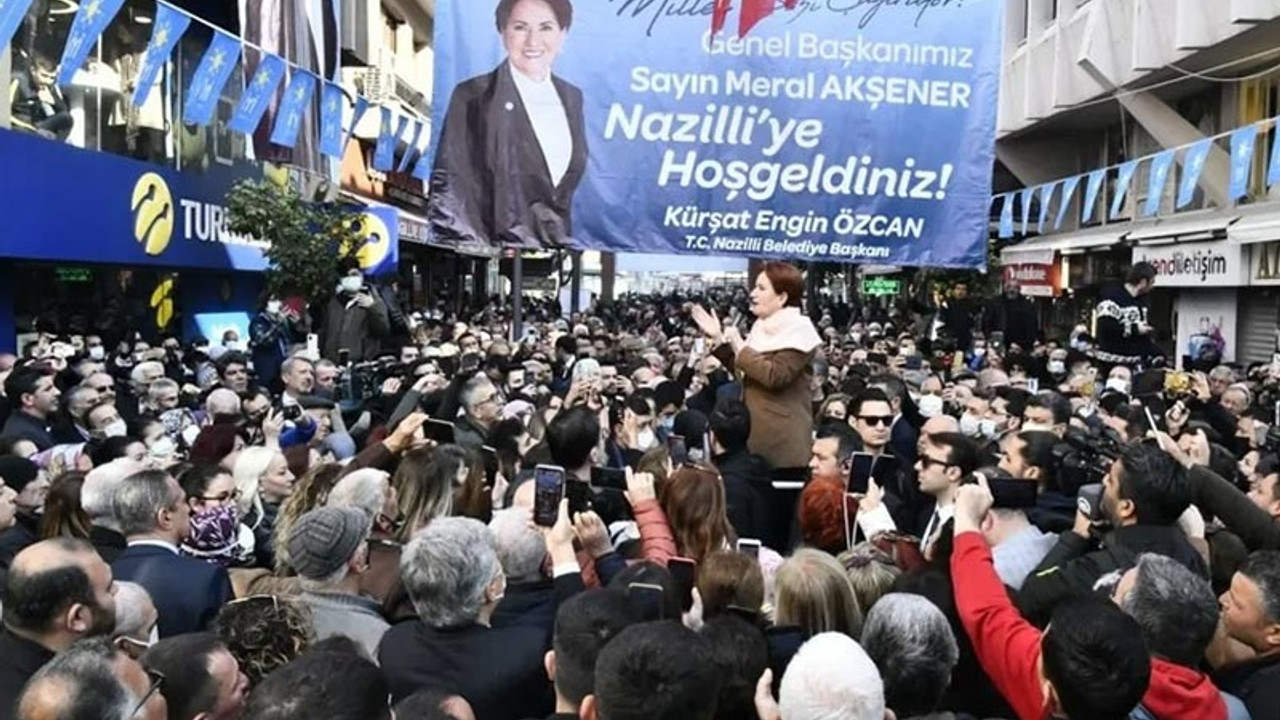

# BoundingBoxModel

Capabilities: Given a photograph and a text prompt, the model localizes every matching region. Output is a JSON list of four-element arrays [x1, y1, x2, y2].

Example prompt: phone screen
[[668, 557, 697, 612], [627, 583, 667, 621], [590, 466, 628, 490], [425, 419, 456, 444], [987, 477, 1039, 509], [481, 445, 498, 487], [848, 452, 875, 494], [566, 479, 594, 515], [667, 434, 689, 465], [736, 539, 761, 560], [533, 465, 565, 527]]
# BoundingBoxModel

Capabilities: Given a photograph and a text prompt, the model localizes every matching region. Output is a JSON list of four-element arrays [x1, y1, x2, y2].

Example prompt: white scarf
[[745, 307, 822, 355]]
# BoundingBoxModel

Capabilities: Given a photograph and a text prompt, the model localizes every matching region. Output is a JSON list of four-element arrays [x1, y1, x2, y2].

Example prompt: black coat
[[1214, 652, 1280, 720], [1017, 524, 1208, 627], [716, 450, 775, 545], [0, 630, 54, 720], [0, 412, 53, 452], [431, 62, 588, 247], [0, 512, 41, 570], [111, 544, 234, 638], [1191, 465, 1280, 552], [379, 621, 553, 720]]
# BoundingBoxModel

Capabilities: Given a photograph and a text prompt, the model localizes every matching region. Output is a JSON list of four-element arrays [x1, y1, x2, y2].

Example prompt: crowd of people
[[0, 259, 1279, 720]]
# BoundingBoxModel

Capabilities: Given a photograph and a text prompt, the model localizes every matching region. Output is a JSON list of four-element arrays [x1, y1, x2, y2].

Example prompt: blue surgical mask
[[659, 416, 675, 433]]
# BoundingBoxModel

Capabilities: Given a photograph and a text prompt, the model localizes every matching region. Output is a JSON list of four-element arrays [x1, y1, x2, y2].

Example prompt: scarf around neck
[[745, 307, 822, 355]]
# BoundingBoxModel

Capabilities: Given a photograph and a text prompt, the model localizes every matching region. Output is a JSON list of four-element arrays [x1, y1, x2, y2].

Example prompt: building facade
[[996, 0, 1280, 366]]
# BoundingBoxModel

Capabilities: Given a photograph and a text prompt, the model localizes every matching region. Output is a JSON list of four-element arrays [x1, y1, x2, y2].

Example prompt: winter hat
[[287, 507, 370, 579]]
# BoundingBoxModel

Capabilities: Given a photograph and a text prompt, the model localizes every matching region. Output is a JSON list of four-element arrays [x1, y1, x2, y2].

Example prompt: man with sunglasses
[[16, 637, 167, 720]]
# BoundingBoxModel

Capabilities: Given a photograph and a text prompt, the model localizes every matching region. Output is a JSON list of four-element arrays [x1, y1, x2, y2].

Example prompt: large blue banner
[[430, 0, 1003, 268]]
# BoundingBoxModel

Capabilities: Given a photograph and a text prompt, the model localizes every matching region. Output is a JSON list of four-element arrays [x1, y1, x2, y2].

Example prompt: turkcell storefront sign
[[1132, 241, 1246, 287], [431, 0, 1002, 268], [0, 130, 397, 274]]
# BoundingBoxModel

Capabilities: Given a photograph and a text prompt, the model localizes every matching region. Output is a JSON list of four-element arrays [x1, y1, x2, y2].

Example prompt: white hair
[[81, 459, 147, 530], [780, 633, 885, 720], [205, 388, 240, 418], [326, 469, 391, 520], [129, 361, 164, 388], [232, 447, 276, 523], [488, 509, 546, 584], [112, 581, 155, 642]]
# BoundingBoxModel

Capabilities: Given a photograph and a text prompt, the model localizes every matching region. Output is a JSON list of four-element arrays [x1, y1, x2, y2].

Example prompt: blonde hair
[[838, 543, 902, 615], [232, 447, 275, 526], [775, 549, 863, 639]]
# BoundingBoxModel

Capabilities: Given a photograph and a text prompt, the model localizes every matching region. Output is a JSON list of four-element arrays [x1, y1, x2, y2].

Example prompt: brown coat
[[715, 344, 815, 470]]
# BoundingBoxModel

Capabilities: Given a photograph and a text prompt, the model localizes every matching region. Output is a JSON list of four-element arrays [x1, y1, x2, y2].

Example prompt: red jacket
[[951, 532, 1227, 720]]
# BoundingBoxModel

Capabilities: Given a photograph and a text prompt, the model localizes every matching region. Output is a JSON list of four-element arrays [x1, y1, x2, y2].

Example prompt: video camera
[[338, 356, 408, 405], [1052, 425, 1125, 495]]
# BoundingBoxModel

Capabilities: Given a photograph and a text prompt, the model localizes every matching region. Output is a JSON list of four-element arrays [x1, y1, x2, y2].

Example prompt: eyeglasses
[[918, 456, 953, 469], [113, 635, 152, 661], [130, 668, 165, 718], [367, 537, 404, 554], [857, 415, 894, 427]]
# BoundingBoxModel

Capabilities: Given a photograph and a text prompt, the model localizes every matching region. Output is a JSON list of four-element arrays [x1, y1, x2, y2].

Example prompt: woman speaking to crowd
[[692, 261, 820, 480]]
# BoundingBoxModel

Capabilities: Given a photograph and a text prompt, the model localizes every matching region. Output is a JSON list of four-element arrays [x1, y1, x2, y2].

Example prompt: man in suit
[[0, 538, 117, 720], [110, 470, 233, 638], [380, 516, 579, 720]]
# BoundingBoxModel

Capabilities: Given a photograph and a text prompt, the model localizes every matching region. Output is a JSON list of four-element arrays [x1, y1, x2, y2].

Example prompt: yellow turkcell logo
[[131, 172, 174, 256], [344, 212, 391, 271]]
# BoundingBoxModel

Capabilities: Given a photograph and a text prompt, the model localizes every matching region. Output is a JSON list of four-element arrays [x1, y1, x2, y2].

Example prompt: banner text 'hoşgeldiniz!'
[[428, 0, 1002, 268]]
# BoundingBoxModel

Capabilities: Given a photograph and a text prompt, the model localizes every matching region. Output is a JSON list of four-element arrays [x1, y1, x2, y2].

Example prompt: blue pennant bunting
[[344, 96, 371, 155], [228, 53, 285, 134], [1018, 187, 1034, 235], [373, 109, 407, 171], [1081, 170, 1105, 224], [57, 0, 128, 86], [411, 150, 431, 181], [397, 120, 425, 173], [998, 193, 1014, 239], [1178, 139, 1212, 210], [0, 0, 40, 56], [269, 69, 316, 148], [1036, 182, 1055, 234], [183, 31, 241, 126], [1269, 125, 1280, 188], [319, 81, 346, 157], [1229, 125, 1259, 200], [1109, 160, 1139, 220], [1055, 176, 1080, 230], [1144, 150, 1175, 217], [132, 3, 189, 108]]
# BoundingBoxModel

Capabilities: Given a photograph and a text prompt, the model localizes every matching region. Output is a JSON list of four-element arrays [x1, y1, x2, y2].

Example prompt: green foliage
[[225, 179, 365, 305]]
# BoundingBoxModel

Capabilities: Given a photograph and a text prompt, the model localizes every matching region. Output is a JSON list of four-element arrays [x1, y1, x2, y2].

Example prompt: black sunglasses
[[857, 415, 894, 427], [130, 668, 165, 717], [918, 456, 953, 469]]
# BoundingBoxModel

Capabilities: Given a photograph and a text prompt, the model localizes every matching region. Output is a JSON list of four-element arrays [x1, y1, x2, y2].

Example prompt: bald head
[[205, 388, 240, 419], [6, 539, 116, 648], [922, 415, 960, 437]]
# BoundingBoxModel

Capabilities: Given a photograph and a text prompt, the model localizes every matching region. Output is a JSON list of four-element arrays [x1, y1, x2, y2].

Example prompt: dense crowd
[[0, 260, 1278, 720]]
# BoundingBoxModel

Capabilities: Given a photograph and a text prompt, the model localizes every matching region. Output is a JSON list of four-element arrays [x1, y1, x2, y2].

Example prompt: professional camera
[[337, 356, 408, 406], [1052, 426, 1124, 495]]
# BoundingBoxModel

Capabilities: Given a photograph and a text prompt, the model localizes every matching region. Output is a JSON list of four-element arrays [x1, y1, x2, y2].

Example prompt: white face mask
[[340, 276, 364, 294], [149, 436, 177, 458], [88, 346, 105, 361], [103, 419, 128, 438], [1023, 422, 1055, 433], [226, 340, 246, 352], [1105, 378, 1131, 395], [266, 300, 282, 315], [960, 413, 983, 438], [1048, 360, 1066, 375], [979, 419, 999, 439], [636, 428, 657, 452], [917, 394, 944, 418]]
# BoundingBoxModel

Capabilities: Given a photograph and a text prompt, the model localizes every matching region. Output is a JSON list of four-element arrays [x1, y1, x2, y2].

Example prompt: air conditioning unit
[[364, 49, 397, 103]]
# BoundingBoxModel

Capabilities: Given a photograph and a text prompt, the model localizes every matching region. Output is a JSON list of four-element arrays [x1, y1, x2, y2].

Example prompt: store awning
[[999, 229, 1124, 263], [1128, 210, 1237, 245], [1229, 208, 1280, 245]]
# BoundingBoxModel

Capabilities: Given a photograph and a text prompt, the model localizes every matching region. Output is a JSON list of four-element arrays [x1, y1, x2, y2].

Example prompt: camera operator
[[997, 430, 1075, 533], [1018, 442, 1208, 626]]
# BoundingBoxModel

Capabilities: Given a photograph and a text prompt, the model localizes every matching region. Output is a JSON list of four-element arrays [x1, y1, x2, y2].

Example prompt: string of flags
[[0, 0, 432, 177], [995, 117, 1280, 239]]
